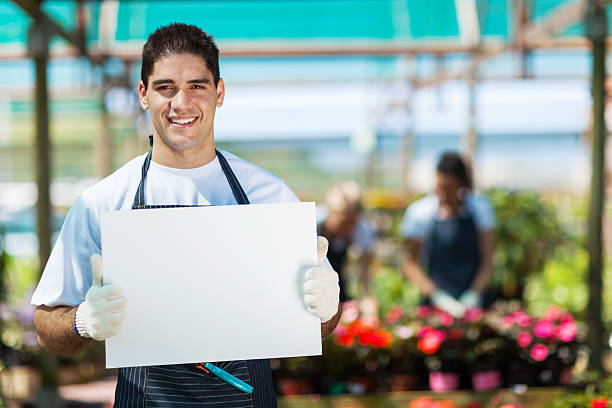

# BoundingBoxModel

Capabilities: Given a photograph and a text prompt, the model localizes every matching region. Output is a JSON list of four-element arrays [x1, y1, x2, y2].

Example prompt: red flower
[[591, 398, 609, 408], [347, 320, 370, 336], [418, 330, 445, 354], [517, 332, 532, 348], [358, 329, 392, 349], [533, 320, 555, 339], [335, 333, 354, 347], [530, 344, 549, 361], [410, 397, 433, 408], [386, 306, 403, 324]]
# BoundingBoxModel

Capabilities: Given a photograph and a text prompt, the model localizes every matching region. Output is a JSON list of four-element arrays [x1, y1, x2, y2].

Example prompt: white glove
[[431, 289, 466, 318], [303, 236, 340, 323], [458, 289, 481, 309], [75, 254, 127, 341]]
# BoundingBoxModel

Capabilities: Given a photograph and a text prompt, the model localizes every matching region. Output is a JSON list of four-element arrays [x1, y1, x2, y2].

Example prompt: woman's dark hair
[[436, 152, 472, 190], [141, 23, 220, 89]]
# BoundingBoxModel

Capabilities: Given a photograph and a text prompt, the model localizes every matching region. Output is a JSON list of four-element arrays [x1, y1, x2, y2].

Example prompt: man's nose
[[171, 89, 192, 112]]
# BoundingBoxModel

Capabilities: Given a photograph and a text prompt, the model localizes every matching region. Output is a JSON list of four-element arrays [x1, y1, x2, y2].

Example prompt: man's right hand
[[74, 254, 127, 341], [431, 289, 466, 318]]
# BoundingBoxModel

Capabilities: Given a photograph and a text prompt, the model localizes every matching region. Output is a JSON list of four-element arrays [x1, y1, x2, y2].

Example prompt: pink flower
[[517, 332, 532, 348], [394, 325, 413, 340], [340, 301, 359, 324], [557, 322, 577, 342], [513, 311, 532, 327], [418, 326, 434, 338], [437, 311, 454, 327], [415, 305, 432, 318], [464, 308, 483, 322], [560, 313, 575, 324], [533, 320, 555, 338], [334, 323, 348, 336], [386, 306, 403, 324], [543, 305, 563, 322], [501, 316, 515, 330], [530, 344, 549, 361]]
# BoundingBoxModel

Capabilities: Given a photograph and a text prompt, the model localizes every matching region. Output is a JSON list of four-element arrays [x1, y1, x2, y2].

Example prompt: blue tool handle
[[204, 363, 254, 394]]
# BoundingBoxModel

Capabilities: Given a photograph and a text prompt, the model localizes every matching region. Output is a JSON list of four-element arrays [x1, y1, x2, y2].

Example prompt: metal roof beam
[[414, 0, 588, 89], [12, 0, 86, 55]]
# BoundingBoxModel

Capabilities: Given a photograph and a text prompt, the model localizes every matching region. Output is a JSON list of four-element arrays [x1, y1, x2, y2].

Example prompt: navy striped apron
[[114, 140, 277, 407]]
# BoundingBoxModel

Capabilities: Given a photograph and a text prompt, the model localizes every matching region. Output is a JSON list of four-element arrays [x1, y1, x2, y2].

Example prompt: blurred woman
[[400, 152, 495, 317]]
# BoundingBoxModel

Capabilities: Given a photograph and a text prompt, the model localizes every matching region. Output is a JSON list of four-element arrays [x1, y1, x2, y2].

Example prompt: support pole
[[28, 11, 60, 408], [585, 0, 607, 373], [400, 80, 415, 195], [28, 13, 51, 286]]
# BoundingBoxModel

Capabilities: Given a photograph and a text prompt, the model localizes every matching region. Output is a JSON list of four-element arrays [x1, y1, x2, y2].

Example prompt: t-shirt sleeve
[[399, 198, 433, 240], [470, 196, 496, 231], [352, 216, 376, 249], [30, 192, 100, 307]]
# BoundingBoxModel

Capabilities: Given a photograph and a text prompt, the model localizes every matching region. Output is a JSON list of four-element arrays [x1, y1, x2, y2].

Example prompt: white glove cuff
[[74, 304, 92, 339]]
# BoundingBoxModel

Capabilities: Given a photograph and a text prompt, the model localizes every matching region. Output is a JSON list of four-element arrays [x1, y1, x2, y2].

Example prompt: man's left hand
[[304, 236, 340, 323]]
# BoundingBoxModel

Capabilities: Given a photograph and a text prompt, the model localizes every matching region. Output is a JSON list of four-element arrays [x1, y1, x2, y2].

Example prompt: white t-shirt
[[31, 150, 299, 307], [399, 193, 495, 240]]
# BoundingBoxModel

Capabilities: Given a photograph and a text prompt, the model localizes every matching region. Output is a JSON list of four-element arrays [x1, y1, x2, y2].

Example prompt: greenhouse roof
[[0, 0, 610, 60]]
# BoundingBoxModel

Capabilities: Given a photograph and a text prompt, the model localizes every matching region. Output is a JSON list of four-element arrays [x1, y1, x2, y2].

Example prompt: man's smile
[[167, 116, 198, 128]]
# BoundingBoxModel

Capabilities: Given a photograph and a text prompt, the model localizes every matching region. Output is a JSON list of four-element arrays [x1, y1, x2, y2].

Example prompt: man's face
[[138, 53, 224, 161], [435, 172, 462, 207]]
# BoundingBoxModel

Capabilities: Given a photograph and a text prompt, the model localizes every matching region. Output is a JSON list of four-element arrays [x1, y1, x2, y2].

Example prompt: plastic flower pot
[[471, 370, 502, 392], [429, 371, 460, 392]]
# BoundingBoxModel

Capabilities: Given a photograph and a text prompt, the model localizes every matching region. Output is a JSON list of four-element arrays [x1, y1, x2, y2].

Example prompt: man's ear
[[138, 81, 148, 110], [216, 78, 225, 108]]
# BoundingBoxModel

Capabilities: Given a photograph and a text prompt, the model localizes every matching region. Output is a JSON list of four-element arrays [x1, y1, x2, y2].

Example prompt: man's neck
[[151, 143, 216, 169]]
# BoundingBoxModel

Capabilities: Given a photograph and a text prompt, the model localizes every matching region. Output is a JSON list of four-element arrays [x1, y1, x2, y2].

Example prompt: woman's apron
[[114, 141, 277, 408], [426, 210, 480, 299]]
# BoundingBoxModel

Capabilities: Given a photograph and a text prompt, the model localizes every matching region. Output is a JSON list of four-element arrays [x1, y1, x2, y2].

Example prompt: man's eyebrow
[[187, 78, 212, 84], [151, 79, 174, 86]]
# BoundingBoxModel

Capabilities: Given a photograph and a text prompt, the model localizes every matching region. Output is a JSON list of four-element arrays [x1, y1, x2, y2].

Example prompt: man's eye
[[157, 86, 172, 90], [192, 84, 205, 89]]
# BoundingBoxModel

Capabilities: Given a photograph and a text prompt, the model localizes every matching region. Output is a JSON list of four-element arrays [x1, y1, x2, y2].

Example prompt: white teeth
[[169, 117, 196, 124]]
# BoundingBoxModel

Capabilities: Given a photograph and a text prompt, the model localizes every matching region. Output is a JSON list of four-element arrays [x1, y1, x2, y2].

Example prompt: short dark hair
[[141, 23, 220, 89], [436, 152, 472, 189]]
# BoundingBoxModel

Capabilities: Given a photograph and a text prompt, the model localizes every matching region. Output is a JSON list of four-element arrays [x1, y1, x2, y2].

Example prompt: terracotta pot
[[429, 371, 460, 392], [388, 373, 421, 391], [277, 378, 313, 395], [471, 370, 502, 392]]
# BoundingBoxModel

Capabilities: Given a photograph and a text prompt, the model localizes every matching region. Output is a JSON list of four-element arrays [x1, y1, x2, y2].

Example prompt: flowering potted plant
[[410, 305, 467, 392], [383, 306, 424, 390], [461, 307, 506, 391], [327, 301, 392, 394], [491, 302, 580, 386]]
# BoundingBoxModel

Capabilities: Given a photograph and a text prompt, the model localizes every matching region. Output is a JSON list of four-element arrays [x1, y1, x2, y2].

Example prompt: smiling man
[[30, 23, 341, 407]]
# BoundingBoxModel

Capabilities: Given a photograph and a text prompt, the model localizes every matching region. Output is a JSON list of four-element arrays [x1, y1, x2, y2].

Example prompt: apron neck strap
[[132, 137, 249, 208]]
